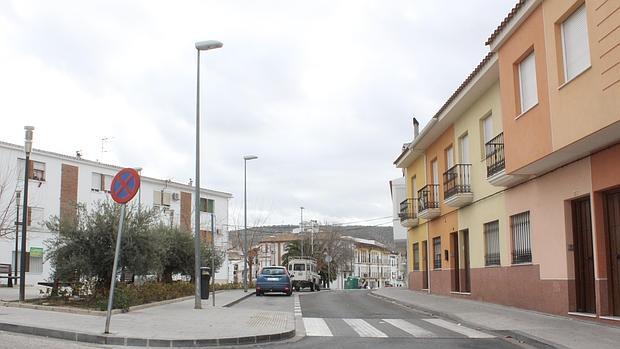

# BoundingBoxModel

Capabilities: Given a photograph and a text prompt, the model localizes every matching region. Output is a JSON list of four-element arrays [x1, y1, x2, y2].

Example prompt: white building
[[0, 140, 232, 286], [389, 177, 408, 240]]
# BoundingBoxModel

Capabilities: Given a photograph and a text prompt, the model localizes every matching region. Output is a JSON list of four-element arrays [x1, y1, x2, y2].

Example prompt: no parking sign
[[110, 168, 141, 204]]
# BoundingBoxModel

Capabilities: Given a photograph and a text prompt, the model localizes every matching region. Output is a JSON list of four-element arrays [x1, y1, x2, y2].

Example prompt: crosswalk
[[301, 317, 494, 339]]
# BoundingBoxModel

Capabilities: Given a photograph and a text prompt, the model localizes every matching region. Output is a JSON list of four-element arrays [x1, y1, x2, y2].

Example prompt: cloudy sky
[[0, 0, 515, 227]]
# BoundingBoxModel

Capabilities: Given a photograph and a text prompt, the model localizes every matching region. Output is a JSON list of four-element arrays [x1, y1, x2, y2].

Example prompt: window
[[91, 173, 113, 192], [484, 220, 500, 266], [412, 176, 417, 197], [153, 191, 171, 207], [26, 207, 44, 228], [12, 251, 42, 273], [413, 242, 420, 271], [482, 115, 493, 157], [459, 133, 470, 163], [18, 159, 46, 181], [518, 52, 538, 113], [562, 5, 590, 82], [433, 237, 441, 269], [293, 264, 305, 271], [445, 146, 454, 169], [200, 198, 215, 213], [511, 211, 532, 264]]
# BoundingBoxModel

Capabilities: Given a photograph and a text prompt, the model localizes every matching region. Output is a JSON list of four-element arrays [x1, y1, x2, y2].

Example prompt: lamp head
[[243, 155, 258, 161], [24, 126, 34, 155], [195, 40, 223, 51]]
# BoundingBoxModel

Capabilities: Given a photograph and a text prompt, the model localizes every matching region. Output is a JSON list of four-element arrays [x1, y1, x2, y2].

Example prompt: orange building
[[395, 0, 620, 322]]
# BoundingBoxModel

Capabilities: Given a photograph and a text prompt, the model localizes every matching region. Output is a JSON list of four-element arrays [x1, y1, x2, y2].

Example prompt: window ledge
[[515, 103, 538, 120], [558, 66, 591, 90], [450, 291, 471, 295], [511, 262, 533, 267], [568, 312, 597, 318], [484, 264, 502, 268]]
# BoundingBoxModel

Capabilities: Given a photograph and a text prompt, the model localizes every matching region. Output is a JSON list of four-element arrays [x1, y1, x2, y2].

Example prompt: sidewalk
[[373, 288, 620, 349], [0, 285, 48, 301], [0, 289, 295, 347]]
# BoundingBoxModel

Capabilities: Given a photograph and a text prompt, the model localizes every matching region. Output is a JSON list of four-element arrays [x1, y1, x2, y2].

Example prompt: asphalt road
[[236, 289, 526, 349]]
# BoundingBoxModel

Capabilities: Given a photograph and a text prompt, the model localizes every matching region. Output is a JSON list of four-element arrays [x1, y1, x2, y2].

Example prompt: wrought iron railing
[[485, 132, 505, 177], [443, 164, 472, 200], [399, 198, 417, 222], [418, 184, 439, 212]]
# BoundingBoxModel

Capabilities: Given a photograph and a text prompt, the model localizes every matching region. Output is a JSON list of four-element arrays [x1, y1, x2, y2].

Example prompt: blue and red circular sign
[[110, 168, 141, 204]]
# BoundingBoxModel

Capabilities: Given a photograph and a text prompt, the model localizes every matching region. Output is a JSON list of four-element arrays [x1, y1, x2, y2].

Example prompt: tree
[[0, 165, 19, 240], [152, 224, 224, 283], [45, 201, 160, 292]]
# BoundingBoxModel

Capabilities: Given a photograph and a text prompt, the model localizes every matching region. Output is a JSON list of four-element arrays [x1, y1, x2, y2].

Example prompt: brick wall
[[60, 164, 78, 223]]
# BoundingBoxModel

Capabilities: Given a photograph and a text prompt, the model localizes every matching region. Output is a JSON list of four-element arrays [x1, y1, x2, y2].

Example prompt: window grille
[[413, 243, 420, 271], [511, 211, 532, 264], [433, 237, 441, 269], [484, 220, 500, 266]]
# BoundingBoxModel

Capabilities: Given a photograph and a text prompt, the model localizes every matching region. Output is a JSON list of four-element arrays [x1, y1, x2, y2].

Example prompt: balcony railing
[[485, 132, 505, 177], [418, 184, 439, 212], [399, 198, 417, 222], [443, 164, 472, 200]]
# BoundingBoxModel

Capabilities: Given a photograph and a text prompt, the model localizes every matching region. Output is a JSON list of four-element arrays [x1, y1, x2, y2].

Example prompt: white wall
[[390, 177, 407, 240]]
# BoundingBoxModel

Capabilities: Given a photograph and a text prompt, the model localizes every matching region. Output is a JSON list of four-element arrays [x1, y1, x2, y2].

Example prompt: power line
[[330, 216, 393, 226]]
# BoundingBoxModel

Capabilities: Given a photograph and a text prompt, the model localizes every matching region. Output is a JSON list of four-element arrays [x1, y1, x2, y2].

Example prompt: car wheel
[[286, 291, 292, 296]]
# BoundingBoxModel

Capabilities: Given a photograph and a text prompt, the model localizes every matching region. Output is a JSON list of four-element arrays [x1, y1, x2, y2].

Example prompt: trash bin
[[200, 267, 210, 299], [345, 276, 359, 289]]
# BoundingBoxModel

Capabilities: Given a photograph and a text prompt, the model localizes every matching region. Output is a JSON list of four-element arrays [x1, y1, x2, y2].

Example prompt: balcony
[[443, 164, 473, 207], [485, 133, 525, 187], [398, 198, 418, 227], [417, 184, 440, 220]]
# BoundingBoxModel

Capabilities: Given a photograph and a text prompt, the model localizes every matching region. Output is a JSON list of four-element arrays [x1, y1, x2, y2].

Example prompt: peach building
[[395, 0, 620, 322]]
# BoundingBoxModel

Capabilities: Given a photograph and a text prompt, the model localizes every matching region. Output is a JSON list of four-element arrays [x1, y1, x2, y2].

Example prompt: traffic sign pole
[[104, 204, 126, 334], [104, 168, 140, 334]]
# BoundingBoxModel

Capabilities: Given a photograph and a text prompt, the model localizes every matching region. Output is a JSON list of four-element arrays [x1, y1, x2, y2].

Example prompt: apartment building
[[0, 140, 233, 285], [395, 0, 620, 321]]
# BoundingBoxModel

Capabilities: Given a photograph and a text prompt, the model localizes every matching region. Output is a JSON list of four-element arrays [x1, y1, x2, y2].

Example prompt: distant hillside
[[228, 224, 394, 249]]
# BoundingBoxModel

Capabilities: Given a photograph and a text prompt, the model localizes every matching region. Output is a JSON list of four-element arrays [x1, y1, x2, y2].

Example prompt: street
[[234, 289, 523, 349]]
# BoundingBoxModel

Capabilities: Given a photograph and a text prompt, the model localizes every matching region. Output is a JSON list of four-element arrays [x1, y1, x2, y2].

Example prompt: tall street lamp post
[[193, 40, 223, 310], [243, 155, 258, 292], [13, 190, 21, 288], [19, 126, 34, 302]]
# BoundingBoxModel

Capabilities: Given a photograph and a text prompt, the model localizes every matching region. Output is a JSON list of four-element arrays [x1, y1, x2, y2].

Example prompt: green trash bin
[[345, 277, 359, 289]]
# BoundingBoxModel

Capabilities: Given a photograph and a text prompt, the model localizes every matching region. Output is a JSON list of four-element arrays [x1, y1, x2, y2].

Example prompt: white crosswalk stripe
[[382, 319, 436, 337], [294, 295, 302, 317], [422, 318, 495, 338], [303, 318, 333, 337], [343, 319, 388, 338]]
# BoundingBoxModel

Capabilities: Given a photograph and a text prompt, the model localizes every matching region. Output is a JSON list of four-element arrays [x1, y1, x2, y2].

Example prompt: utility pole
[[20, 126, 34, 302], [13, 191, 21, 288]]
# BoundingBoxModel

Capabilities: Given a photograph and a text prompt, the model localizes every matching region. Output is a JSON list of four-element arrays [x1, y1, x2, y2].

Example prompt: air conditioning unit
[[172, 192, 180, 201]]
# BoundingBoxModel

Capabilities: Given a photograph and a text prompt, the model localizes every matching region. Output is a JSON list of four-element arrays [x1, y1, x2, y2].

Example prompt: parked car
[[256, 266, 292, 296], [288, 257, 321, 292]]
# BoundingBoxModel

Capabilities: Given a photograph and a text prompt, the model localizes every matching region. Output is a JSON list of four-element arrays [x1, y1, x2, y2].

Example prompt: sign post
[[211, 213, 216, 306], [104, 168, 140, 334]]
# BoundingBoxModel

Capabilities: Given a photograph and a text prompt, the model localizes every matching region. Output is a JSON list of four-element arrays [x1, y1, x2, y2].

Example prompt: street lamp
[[193, 39, 223, 310], [243, 155, 258, 292], [19, 126, 34, 302]]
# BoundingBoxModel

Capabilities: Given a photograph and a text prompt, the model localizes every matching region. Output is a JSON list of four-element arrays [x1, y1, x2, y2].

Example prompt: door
[[459, 134, 470, 164], [572, 197, 595, 313], [606, 190, 620, 315], [461, 230, 471, 293], [422, 240, 428, 289], [431, 159, 439, 203], [450, 232, 460, 292]]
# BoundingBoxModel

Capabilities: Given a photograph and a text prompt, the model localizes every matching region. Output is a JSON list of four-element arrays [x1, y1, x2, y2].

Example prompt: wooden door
[[450, 232, 460, 292], [606, 190, 620, 315], [422, 240, 428, 289], [572, 197, 595, 313]]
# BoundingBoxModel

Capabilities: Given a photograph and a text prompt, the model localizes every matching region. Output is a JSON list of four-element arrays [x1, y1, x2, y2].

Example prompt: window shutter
[[562, 5, 590, 81], [519, 52, 538, 112]]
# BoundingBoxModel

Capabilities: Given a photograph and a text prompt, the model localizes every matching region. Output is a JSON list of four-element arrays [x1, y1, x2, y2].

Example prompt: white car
[[288, 258, 321, 292]]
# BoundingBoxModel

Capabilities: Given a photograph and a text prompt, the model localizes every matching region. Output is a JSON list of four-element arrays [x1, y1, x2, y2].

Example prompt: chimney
[[413, 117, 419, 139]]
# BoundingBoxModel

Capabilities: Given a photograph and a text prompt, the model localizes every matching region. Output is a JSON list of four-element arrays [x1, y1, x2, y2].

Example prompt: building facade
[[395, 0, 620, 321], [0, 141, 232, 285]]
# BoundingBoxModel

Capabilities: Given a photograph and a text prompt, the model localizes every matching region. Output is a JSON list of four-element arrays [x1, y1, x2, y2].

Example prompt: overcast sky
[[0, 1, 515, 227]]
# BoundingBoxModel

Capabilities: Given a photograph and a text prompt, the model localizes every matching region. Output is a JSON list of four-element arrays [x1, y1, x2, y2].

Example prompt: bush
[[95, 281, 195, 311]]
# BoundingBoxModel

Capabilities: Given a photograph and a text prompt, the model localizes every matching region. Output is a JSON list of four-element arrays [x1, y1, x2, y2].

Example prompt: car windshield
[[293, 264, 305, 271], [261, 268, 286, 275]]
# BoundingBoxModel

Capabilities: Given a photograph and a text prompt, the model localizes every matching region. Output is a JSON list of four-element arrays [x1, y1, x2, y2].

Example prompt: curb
[[370, 291, 562, 348], [223, 291, 256, 307], [0, 321, 296, 347]]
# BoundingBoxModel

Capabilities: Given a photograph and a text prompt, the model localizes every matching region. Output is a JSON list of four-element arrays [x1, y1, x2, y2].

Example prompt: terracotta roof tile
[[432, 51, 495, 120], [485, 0, 527, 46]]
